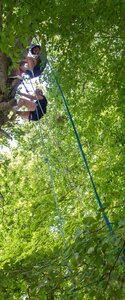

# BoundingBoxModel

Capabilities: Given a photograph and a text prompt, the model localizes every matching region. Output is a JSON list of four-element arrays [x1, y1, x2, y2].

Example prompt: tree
[[0, 0, 125, 127], [0, 0, 125, 299]]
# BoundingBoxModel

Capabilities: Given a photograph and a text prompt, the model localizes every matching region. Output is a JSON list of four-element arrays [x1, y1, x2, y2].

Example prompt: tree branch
[[104, 244, 125, 291], [0, 98, 16, 110], [0, 192, 4, 208], [0, 52, 8, 93], [0, 128, 12, 139]]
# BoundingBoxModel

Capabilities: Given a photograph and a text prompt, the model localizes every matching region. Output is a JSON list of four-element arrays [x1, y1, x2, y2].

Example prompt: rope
[[22, 77, 79, 298], [47, 59, 125, 264], [22, 80, 29, 94]]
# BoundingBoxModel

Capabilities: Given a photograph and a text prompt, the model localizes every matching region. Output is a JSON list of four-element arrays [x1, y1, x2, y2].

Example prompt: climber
[[11, 37, 47, 79], [13, 44, 42, 78], [15, 88, 47, 121]]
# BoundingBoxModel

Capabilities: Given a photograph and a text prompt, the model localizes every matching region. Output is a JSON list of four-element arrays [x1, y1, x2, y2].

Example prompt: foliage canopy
[[0, 0, 125, 299]]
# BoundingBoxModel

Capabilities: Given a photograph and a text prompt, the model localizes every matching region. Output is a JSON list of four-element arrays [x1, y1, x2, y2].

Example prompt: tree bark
[[0, 52, 8, 94], [0, 51, 20, 129]]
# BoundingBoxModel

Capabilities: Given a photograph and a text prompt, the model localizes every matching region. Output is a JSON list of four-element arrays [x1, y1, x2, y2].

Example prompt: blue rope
[[47, 59, 125, 264], [22, 81, 29, 94], [20, 63, 125, 264]]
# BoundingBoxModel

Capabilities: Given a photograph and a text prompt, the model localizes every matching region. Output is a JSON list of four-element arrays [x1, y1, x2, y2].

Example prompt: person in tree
[[12, 38, 47, 79], [17, 44, 42, 78], [15, 88, 47, 121]]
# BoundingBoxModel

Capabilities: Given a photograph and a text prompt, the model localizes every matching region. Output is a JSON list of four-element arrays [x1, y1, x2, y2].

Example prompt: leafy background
[[0, 0, 125, 299]]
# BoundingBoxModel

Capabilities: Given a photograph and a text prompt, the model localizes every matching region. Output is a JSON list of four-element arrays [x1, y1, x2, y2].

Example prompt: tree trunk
[[0, 51, 17, 129], [0, 52, 8, 94]]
